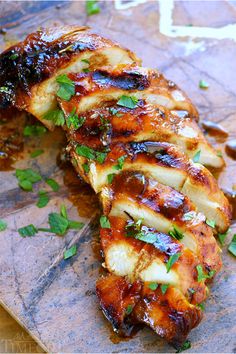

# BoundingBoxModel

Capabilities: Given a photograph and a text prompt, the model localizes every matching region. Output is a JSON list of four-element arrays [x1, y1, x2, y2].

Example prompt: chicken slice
[[96, 274, 202, 349], [0, 26, 140, 129], [60, 101, 223, 168], [62, 65, 199, 119], [101, 171, 222, 273], [69, 141, 230, 232]]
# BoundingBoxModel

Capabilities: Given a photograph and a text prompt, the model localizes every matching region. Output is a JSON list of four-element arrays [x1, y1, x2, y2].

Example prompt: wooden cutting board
[[0, 1, 236, 352]]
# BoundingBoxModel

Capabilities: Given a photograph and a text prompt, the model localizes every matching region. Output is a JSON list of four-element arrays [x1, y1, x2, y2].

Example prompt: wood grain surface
[[0, 1, 236, 353]]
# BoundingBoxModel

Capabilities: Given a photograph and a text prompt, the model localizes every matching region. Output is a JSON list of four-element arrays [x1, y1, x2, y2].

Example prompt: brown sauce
[[201, 120, 228, 141], [58, 158, 100, 219], [225, 140, 236, 160]]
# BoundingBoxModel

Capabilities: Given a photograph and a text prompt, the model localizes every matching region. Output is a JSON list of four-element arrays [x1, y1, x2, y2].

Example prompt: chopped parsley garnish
[[228, 234, 236, 257], [176, 339, 191, 353], [168, 226, 183, 240], [117, 95, 138, 109], [82, 68, 90, 73], [196, 264, 215, 282], [23, 125, 47, 136], [82, 163, 90, 174], [148, 282, 158, 291], [86, 0, 100, 16], [68, 220, 84, 230], [46, 178, 60, 192], [109, 107, 122, 117], [193, 150, 201, 163], [31, 149, 44, 158], [183, 212, 194, 221], [66, 107, 85, 129], [43, 109, 65, 126], [0, 86, 11, 94], [160, 283, 169, 295], [197, 303, 205, 311], [125, 305, 133, 315], [216, 150, 223, 157], [48, 212, 69, 235], [76, 144, 107, 164], [113, 155, 126, 170], [206, 219, 215, 228], [217, 229, 229, 246], [9, 53, 19, 60], [107, 173, 115, 184], [166, 253, 181, 273], [56, 74, 75, 101], [199, 80, 209, 89], [64, 245, 77, 260], [100, 215, 110, 228], [37, 190, 50, 208], [0, 219, 7, 232], [15, 168, 42, 191], [81, 58, 90, 64], [60, 204, 68, 219], [18, 224, 38, 237]]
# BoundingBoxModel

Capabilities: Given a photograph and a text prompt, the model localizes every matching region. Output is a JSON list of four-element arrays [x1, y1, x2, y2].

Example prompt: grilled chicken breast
[[0, 26, 231, 350]]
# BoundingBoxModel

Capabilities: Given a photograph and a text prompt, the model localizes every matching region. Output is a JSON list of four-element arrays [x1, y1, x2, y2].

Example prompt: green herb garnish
[[15, 168, 42, 191], [113, 155, 126, 170], [48, 212, 69, 236], [228, 234, 236, 257], [81, 58, 90, 64], [37, 190, 50, 208], [23, 125, 47, 136], [43, 109, 65, 126], [168, 226, 184, 240], [193, 150, 201, 163], [125, 305, 133, 315], [86, 0, 100, 16], [0, 220, 7, 232], [160, 283, 169, 295], [18, 224, 38, 237], [176, 339, 191, 352], [148, 282, 158, 291], [31, 149, 44, 158], [117, 95, 138, 109], [216, 150, 223, 157], [107, 173, 115, 184], [76, 144, 107, 164], [166, 253, 181, 273], [199, 80, 209, 89], [9, 53, 19, 60], [197, 302, 205, 311], [183, 212, 194, 221], [68, 220, 84, 229], [66, 107, 85, 129], [196, 264, 215, 282], [217, 229, 229, 246], [64, 245, 77, 260], [206, 219, 215, 228], [56, 74, 75, 101], [82, 163, 90, 174], [100, 215, 110, 228], [46, 178, 60, 192]]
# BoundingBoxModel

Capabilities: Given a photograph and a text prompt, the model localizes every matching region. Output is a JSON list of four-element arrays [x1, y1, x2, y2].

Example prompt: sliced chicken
[[69, 141, 230, 232], [60, 100, 223, 168], [0, 26, 140, 129], [101, 171, 222, 273]]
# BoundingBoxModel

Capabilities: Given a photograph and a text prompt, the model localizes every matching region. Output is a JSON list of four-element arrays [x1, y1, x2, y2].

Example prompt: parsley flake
[[100, 215, 110, 228], [24, 125, 47, 136], [64, 245, 77, 260], [15, 168, 42, 191], [18, 224, 38, 237], [196, 264, 215, 282], [125, 305, 133, 315], [56, 74, 75, 101], [66, 107, 85, 129], [43, 109, 65, 126], [0, 220, 7, 232], [46, 178, 60, 192], [48, 212, 69, 236], [176, 339, 191, 353], [107, 173, 115, 184], [117, 95, 138, 109], [169, 226, 183, 240], [199, 80, 209, 89], [183, 212, 194, 221], [113, 155, 126, 170], [160, 283, 169, 295], [217, 230, 229, 246], [193, 150, 201, 163], [86, 0, 100, 16], [148, 282, 158, 291], [31, 149, 44, 158], [82, 163, 90, 174], [37, 190, 50, 208], [166, 253, 181, 273], [228, 234, 236, 257], [76, 145, 107, 164], [206, 219, 215, 228]]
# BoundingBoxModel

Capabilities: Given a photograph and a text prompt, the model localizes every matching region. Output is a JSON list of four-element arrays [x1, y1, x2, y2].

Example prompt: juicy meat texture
[[0, 27, 231, 349], [61, 101, 224, 168], [0, 26, 140, 128]]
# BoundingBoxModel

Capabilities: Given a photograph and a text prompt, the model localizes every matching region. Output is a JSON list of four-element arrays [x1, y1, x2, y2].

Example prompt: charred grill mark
[[91, 70, 150, 91]]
